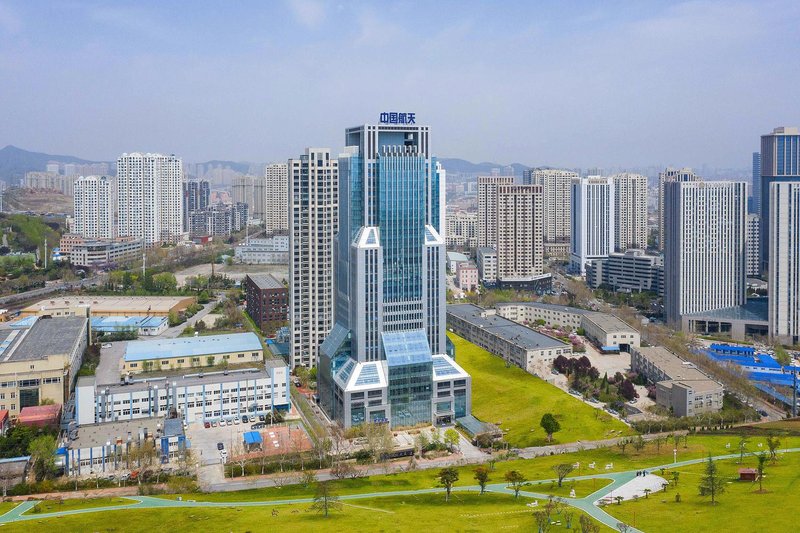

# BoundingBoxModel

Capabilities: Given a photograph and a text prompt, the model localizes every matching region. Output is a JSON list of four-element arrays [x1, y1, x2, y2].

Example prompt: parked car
[[216, 442, 224, 451], [219, 419, 226, 427], [204, 421, 211, 429], [233, 418, 240, 425], [251, 422, 265, 430], [211, 420, 218, 427], [242, 415, 249, 423], [258, 414, 266, 422]]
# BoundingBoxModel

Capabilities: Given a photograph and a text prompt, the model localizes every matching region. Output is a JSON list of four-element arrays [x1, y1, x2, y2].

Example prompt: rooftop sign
[[379, 112, 415, 125]]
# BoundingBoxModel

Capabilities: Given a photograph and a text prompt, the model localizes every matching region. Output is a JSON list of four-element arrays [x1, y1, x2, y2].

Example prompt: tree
[[534, 510, 552, 533], [563, 509, 574, 530], [364, 423, 394, 464], [755, 452, 768, 492], [309, 480, 342, 517], [632, 435, 646, 452], [614, 496, 624, 505], [473, 465, 490, 494], [579, 515, 600, 533], [766, 435, 780, 463], [672, 471, 680, 488], [617, 437, 631, 455], [618, 379, 638, 401], [643, 488, 652, 499], [29, 434, 57, 481], [775, 345, 792, 367], [698, 454, 725, 504], [438, 467, 459, 502], [738, 435, 749, 464], [540, 413, 561, 443], [314, 437, 333, 469], [444, 429, 460, 452], [505, 470, 526, 498], [301, 469, 317, 488], [617, 523, 631, 532], [552, 463, 574, 487]]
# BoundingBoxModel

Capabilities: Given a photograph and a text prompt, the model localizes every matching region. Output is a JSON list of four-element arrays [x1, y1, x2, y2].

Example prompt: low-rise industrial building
[[76, 361, 290, 425], [65, 237, 144, 268], [244, 274, 289, 334], [630, 346, 724, 417], [119, 332, 264, 374], [0, 316, 88, 417], [447, 304, 572, 373], [91, 316, 168, 337], [495, 301, 641, 351], [22, 296, 195, 318], [234, 235, 289, 264]]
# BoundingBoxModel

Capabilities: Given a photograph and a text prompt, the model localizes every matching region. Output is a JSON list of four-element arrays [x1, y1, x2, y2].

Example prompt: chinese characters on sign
[[379, 112, 416, 125]]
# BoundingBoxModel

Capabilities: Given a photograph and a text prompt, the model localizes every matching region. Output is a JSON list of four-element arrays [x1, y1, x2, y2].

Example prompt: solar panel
[[432, 356, 460, 376], [354, 363, 381, 386], [338, 359, 356, 384]]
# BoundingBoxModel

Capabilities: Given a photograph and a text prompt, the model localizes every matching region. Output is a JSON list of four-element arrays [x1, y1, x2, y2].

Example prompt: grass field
[[0, 503, 19, 516], [29, 497, 136, 514], [447, 333, 635, 447], [2, 493, 612, 532], [606, 448, 800, 532]]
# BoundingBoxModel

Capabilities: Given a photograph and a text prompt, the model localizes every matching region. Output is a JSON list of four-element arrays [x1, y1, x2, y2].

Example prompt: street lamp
[[673, 448, 677, 464]]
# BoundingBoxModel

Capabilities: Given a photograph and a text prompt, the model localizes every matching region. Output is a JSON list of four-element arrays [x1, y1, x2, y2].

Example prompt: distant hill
[[439, 158, 530, 176], [194, 159, 254, 175], [0, 145, 110, 185]]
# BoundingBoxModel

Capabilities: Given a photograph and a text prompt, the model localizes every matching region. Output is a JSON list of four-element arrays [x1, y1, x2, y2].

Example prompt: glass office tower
[[319, 120, 471, 429]]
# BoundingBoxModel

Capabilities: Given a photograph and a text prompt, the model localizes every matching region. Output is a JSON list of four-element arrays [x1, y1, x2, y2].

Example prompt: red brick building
[[244, 274, 288, 335]]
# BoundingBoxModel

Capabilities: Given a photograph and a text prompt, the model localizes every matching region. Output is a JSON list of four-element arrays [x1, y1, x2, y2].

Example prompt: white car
[[219, 419, 226, 427], [233, 418, 240, 425]]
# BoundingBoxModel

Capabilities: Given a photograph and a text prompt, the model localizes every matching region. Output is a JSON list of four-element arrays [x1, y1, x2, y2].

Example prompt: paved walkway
[[2, 447, 798, 531]]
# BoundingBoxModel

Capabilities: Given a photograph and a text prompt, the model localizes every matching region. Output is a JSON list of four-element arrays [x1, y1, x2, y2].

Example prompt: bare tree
[[534, 510, 552, 533], [309, 481, 342, 517], [579, 515, 600, 533], [552, 463, 574, 488], [231, 442, 249, 478]]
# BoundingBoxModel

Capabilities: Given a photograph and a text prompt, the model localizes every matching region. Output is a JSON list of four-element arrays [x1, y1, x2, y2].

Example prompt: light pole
[[673, 448, 677, 464]]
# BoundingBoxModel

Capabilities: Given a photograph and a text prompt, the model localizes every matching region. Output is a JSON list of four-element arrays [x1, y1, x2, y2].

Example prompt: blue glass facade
[[760, 130, 800, 269]]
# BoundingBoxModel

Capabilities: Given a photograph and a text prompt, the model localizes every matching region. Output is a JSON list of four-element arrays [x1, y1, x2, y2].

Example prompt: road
[[0, 274, 106, 307], [160, 294, 224, 339], [3, 447, 799, 531]]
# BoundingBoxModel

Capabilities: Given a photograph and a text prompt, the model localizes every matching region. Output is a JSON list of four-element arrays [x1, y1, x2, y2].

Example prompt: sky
[[0, 0, 799, 169]]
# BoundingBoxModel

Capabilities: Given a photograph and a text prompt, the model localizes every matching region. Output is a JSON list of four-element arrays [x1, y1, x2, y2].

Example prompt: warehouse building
[[91, 316, 168, 337], [22, 296, 194, 318], [447, 304, 572, 374]]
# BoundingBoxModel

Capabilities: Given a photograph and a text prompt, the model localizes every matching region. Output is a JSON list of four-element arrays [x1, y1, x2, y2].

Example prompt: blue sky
[[0, 0, 798, 168]]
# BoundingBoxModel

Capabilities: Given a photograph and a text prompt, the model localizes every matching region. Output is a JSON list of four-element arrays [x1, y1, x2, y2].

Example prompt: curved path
[[3, 448, 798, 532]]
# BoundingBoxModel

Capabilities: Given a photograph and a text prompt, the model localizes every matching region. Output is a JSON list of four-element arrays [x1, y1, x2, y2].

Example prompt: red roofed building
[[17, 404, 61, 429], [738, 468, 758, 481], [0, 410, 8, 435]]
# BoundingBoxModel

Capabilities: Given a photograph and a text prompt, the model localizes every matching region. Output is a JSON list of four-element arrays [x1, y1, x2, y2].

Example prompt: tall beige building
[[496, 184, 544, 281], [232, 175, 264, 223], [612, 173, 648, 251], [477, 175, 514, 248], [73, 175, 116, 239], [525, 169, 577, 244], [658, 167, 699, 251], [769, 181, 800, 345], [265, 163, 289, 234]]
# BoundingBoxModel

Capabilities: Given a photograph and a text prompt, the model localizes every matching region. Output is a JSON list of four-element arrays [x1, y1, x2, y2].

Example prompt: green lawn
[[2, 493, 611, 532], [29, 497, 136, 514], [0, 502, 19, 516], [606, 449, 800, 532], [448, 333, 634, 446]]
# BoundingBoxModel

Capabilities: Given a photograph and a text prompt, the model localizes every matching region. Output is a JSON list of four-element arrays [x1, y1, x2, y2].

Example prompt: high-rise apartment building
[[525, 169, 577, 244], [496, 184, 544, 281], [318, 119, 470, 429], [183, 179, 210, 230], [232, 174, 262, 223], [445, 210, 477, 248], [570, 176, 615, 275], [477, 175, 514, 248], [265, 163, 289, 234], [73, 175, 115, 239], [746, 214, 760, 278], [612, 173, 648, 251], [759, 127, 800, 271], [768, 181, 800, 345], [289, 149, 338, 369], [663, 181, 747, 325], [658, 167, 700, 251], [752, 152, 761, 214], [117, 153, 184, 246]]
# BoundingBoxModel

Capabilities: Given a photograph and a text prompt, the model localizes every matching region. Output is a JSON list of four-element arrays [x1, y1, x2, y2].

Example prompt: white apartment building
[[746, 214, 761, 278], [234, 235, 289, 264], [232, 174, 263, 222], [477, 175, 514, 248], [265, 163, 289, 234], [477, 246, 497, 284], [612, 173, 648, 251], [117, 153, 184, 246], [769, 181, 800, 345], [525, 169, 577, 244], [73, 175, 115, 239], [658, 167, 700, 251], [289, 149, 338, 369], [663, 181, 747, 325], [496, 184, 544, 281], [445, 211, 477, 248], [570, 176, 615, 275]]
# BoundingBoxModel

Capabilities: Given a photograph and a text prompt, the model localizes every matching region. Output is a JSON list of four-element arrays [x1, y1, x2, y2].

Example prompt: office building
[[289, 149, 338, 369], [525, 169, 577, 244], [447, 304, 572, 374], [612, 173, 648, 251], [746, 214, 761, 278], [244, 274, 289, 335], [496, 184, 544, 283], [0, 316, 89, 417], [117, 152, 184, 246], [477, 246, 497, 285], [318, 118, 470, 429], [769, 181, 800, 345], [658, 167, 700, 251], [183, 179, 210, 230], [265, 163, 289, 234], [234, 235, 289, 264], [752, 152, 761, 214], [586, 249, 663, 295], [760, 127, 800, 271], [445, 210, 477, 248], [477, 175, 514, 248], [682, 298, 769, 341], [631, 346, 724, 418], [73, 175, 115, 239], [570, 176, 614, 275], [663, 181, 747, 325], [66, 236, 143, 268]]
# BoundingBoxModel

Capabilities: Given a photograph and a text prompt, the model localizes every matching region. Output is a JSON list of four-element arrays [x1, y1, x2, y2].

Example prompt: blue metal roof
[[243, 431, 263, 445], [92, 316, 167, 331], [382, 330, 432, 367], [123, 332, 262, 362]]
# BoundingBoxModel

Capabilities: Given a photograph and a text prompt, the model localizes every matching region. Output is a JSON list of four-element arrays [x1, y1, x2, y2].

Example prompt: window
[[177, 359, 185, 364], [161, 360, 169, 365], [129, 363, 138, 368]]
